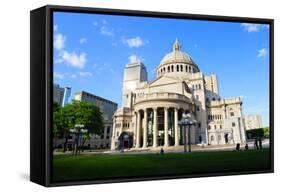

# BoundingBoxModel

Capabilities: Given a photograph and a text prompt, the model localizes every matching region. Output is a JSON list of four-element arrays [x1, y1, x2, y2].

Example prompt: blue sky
[[53, 12, 270, 126]]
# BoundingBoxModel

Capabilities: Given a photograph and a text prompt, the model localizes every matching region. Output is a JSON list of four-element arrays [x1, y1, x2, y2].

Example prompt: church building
[[111, 39, 247, 150]]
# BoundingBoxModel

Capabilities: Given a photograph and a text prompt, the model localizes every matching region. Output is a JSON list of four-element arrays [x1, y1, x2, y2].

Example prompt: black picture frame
[[30, 4, 274, 187]]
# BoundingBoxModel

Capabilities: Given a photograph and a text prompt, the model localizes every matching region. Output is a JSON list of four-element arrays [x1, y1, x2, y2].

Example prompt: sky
[[53, 12, 270, 126]]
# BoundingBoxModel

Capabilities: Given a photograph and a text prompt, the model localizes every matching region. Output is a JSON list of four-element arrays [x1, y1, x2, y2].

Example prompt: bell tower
[[122, 60, 147, 108]]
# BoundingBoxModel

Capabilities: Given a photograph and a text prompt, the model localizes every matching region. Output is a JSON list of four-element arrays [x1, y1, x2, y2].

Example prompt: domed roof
[[159, 39, 197, 67]]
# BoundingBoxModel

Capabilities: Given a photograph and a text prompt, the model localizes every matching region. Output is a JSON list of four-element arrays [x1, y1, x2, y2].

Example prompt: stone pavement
[[79, 139, 270, 155]]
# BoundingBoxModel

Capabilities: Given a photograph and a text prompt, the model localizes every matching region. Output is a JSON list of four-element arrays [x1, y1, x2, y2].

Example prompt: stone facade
[[74, 91, 117, 149], [111, 39, 247, 150], [243, 115, 263, 130]]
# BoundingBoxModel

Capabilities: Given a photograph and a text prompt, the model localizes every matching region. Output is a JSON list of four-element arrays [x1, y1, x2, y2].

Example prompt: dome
[[159, 39, 197, 67], [156, 39, 200, 78]]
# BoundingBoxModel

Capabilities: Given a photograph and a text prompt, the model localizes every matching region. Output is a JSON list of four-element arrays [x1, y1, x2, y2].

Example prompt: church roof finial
[[173, 38, 181, 51]]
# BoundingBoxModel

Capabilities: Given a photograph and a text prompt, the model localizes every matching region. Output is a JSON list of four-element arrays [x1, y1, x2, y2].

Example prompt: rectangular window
[[230, 112, 235, 116], [232, 122, 235, 127]]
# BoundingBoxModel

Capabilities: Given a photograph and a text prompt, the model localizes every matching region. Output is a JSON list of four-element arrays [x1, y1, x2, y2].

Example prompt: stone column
[[164, 107, 169, 147], [103, 126, 107, 147], [136, 110, 141, 148], [133, 112, 137, 146], [153, 108, 158, 148], [110, 120, 116, 150], [143, 109, 148, 148], [174, 108, 179, 146]]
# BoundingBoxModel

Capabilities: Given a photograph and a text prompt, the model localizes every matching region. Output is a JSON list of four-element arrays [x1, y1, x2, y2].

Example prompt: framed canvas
[[30, 5, 274, 187]]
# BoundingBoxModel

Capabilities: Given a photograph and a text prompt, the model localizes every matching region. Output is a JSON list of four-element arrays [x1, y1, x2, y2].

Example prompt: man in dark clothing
[[236, 143, 240, 151], [254, 138, 259, 150], [258, 138, 263, 149], [245, 143, 249, 150], [160, 148, 164, 155]]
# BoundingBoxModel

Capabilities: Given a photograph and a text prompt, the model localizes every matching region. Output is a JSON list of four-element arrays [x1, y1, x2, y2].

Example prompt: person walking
[[258, 138, 263, 149], [254, 138, 259, 150]]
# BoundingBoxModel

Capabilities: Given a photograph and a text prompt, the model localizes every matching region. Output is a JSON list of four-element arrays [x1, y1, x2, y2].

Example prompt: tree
[[70, 101, 104, 135], [53, 102, 74, 152], [53, 100, 104, 153]]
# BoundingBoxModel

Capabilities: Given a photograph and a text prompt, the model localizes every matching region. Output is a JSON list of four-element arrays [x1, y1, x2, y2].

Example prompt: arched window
[[208, 125, 211, 130], [198, 84, 201, 90], [180, 65, 183, 72], [171, 65, 174, 72], [160, 69, 162, 75], [220, 125, 222, 129], [185, 65, 188, 72], [195, 85, 198, 90], [214, 125, 217, 129], [189, 66, 191, 72], [193, 67, 196, 73], [177, 65, 179, 72], [163, 67, 166, 73], [211, 135, 214, 141], [168, 66, 170, 72]]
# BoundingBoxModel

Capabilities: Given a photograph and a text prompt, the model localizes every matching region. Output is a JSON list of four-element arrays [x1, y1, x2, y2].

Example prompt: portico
[[133, 95, 195, 148]]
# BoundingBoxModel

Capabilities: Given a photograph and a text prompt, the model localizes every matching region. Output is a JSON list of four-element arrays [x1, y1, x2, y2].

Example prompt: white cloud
[[100, 26, 114, 36], [93, 21, 98, 27], [54, 57, 64, 64], [54, 72, 64, 79], [241, 23, 268, 33], [122, 36, 147, 48], [102, 19, 107, 25], [79, 38, 87, 44], [79, 71, 93, 77], [54, 33, 66, 50], [257, 48, 268, 58], [54, 25, 58, 32], [128, 54, 143, 63], [69, 74, 77, 79], [61, 51, 87, 69], [95, 20, 114, 37]]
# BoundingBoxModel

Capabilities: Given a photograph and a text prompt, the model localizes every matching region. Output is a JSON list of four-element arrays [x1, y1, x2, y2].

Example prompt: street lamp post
[[70, 124, 88, 156], [179, 113, 197, 153]]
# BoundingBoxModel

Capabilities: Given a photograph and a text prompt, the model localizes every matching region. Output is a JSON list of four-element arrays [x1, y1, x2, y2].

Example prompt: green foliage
[[246, 128, 265, 139], [69, 101, 104, 135], [53, 101, 104, 139], [263, 127, 270, 138]]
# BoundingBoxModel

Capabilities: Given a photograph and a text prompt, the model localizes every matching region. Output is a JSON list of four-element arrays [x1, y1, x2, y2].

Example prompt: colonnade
[[135, 107, 184, 148]]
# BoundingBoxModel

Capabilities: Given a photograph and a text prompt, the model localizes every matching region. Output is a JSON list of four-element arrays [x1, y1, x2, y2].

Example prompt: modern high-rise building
[[53, 84, 71, 107], [74, 91, 118, 149]]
